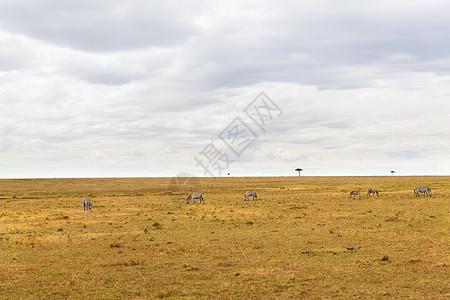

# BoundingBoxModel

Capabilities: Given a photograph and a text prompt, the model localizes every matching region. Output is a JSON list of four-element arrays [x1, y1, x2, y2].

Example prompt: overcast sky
[[0, 0, 449, 178]]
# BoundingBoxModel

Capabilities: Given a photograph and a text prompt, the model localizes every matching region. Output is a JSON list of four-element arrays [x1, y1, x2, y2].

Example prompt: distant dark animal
[[187, 193, 204, 204], [83, 198, 92, 211], [414, 186, 432, 197], [349, 190, 361, 199], [367, 188, 379, 197], [244, 191, 257, 201]]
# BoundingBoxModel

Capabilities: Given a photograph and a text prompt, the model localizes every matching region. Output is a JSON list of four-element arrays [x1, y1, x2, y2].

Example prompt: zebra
[[414, 186, 432, 197], [83, 198, 92, 211], [187, 193, 204, 204], [349, 190, 361, 199], [244, 191, 257, 201], [367, 188, 379, 197]]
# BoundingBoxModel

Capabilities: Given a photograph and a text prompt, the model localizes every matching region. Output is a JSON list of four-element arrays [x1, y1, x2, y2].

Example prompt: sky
[[0, 0, 449, 178]]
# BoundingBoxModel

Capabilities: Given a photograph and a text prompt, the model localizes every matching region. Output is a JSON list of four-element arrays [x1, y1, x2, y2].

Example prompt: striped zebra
[[414, 186, 432, 197], [244, 191, 257, 201], [349, 190, 361, 199], [367, 188, 379, 197], [83, 198, 92, 211], [187, 193, 204, 204]]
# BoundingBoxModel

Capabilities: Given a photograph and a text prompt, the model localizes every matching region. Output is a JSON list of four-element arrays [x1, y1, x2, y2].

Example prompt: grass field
[[0, 176, 448, 299]]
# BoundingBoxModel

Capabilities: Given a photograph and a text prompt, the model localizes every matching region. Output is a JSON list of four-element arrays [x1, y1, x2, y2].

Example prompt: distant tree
[[295, 168, 303, 176], [390, 170, 396, 176]]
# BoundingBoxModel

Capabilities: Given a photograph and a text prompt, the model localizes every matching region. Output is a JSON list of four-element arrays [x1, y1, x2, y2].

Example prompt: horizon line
[[0, 174, 448, 180]]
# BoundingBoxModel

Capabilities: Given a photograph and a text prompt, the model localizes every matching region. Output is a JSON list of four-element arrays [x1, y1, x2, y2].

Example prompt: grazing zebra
[[349, 190, 361, 199], [187, 193, 204, 204], [244, 191, 257, 201], [367, 188, 379, 197], [83, 198, 92, 211], [414, 186, 432, 197]]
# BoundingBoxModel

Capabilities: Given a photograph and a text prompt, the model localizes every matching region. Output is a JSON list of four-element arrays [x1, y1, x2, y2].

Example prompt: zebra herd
[[349, 186, 433, 199], [82, 191, 259, 208], [349, 189, 379, 198], [183, 190, 257, 204], [82, 186, 434, 210], [183, 187, 433, 205]]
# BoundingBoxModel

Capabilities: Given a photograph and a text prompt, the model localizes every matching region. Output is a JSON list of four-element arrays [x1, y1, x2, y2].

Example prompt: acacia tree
[[295, 168, 303, 176], [390, 170, 396, 176]]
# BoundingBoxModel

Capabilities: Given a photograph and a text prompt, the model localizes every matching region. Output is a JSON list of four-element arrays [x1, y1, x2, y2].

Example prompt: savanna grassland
[[0, 176, 448, 299]]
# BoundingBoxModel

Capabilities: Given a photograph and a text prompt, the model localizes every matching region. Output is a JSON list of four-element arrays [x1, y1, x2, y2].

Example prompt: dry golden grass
[[0, 176, 449, 299]]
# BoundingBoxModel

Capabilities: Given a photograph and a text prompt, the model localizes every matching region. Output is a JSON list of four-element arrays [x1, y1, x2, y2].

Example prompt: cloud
[[166, 0, 450, 90], [0, 0, 200, 52], [389, 151, 421, 160], [0, 1, 449, 177]]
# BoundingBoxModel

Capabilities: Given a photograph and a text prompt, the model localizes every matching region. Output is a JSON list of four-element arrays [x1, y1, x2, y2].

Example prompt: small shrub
[[156, 292, 172, 299], [152, 222, 162, 229], [381, 255, 389, 261]]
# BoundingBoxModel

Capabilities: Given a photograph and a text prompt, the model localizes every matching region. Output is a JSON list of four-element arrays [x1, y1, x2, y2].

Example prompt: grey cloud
[[177, 1, 450, 90], [5, 1, 450, 90], [0, 0, 200, 52]]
